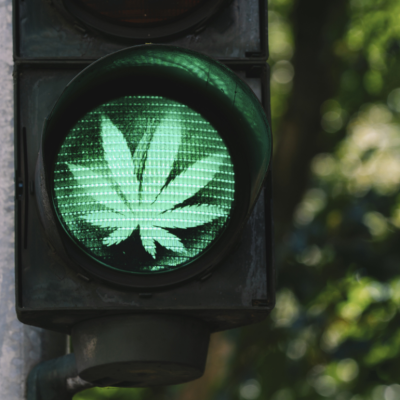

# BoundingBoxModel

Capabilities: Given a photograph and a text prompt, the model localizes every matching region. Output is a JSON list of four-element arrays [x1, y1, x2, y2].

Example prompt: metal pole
[[0, 0, 67, 398], [27, 354, 93, 400]]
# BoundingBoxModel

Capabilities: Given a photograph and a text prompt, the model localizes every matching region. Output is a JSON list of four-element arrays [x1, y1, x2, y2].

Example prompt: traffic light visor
[[52, 95, 235, 274]]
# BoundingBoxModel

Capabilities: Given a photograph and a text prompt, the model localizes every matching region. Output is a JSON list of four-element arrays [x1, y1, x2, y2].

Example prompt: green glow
[[52, 96, 235, 273]]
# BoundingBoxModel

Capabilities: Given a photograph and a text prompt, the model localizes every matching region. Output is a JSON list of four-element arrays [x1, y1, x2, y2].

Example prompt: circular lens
[[71, 0, 207, 27], [52, 95, 235, 274]]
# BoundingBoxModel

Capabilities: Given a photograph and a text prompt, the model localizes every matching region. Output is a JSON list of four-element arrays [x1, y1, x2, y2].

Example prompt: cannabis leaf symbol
[[66, 114, 229, 259]]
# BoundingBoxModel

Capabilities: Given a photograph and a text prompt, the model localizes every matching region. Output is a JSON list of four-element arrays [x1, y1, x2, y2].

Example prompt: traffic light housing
[[14, 0, 274, 387]]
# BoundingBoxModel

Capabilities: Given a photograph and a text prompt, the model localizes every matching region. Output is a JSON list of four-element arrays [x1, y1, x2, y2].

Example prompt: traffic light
[[15, 0, 273, 388]]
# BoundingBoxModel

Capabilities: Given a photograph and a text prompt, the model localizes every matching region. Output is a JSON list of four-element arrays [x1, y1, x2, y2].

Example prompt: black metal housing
[[13, 0, 267, 60]]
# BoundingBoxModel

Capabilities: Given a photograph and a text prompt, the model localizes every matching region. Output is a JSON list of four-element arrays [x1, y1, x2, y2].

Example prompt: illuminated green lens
[[52, 96, 235, 274]]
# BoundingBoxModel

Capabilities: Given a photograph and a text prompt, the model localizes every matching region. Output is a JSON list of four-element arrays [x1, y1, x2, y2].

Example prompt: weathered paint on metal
[[17, 0, 262, 60]]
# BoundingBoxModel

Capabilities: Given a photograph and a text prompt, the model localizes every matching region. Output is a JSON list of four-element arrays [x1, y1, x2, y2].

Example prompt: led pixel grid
[[52, 95, 235, 273]]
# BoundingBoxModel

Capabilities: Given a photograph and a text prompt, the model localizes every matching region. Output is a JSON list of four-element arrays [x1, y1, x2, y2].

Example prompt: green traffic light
[[41, 45, 272, 285], [52, 95, 235, 274]]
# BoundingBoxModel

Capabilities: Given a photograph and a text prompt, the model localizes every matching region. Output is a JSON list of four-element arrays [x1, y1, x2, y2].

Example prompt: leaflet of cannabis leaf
[[66, 114, 228, 259]]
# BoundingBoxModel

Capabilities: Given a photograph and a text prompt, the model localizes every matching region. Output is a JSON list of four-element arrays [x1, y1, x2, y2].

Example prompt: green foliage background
[[75, 0, 400, 399]]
